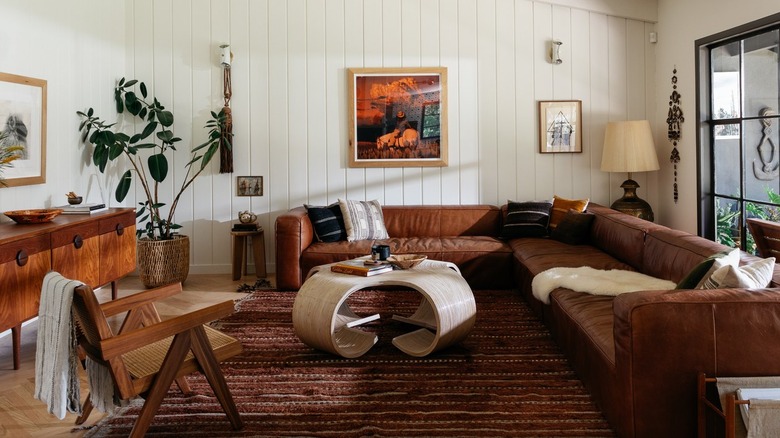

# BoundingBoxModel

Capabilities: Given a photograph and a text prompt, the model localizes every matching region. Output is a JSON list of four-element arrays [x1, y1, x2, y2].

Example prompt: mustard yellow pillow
[[549, 196, 589, 229]]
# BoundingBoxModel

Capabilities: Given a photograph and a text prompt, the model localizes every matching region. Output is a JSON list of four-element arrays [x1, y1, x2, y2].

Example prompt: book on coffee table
[[331, 260, 393, 276]]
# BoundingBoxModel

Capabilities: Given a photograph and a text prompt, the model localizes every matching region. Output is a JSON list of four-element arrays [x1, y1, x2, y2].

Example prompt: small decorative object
[[4, 208, 63, 224], [539, 100, 582, 153], [66, 191, 83, 205], [752, 107, 778, 181], [549, 40, 563, 64], [371, 244, 391, 261], [238, 210, 257, 224], [348, 67, 448, 168], [667, 67, 684, 203], [0, 72, 47, 187], [219, 44, 234, 174], [236, 175, 263, 196], [387, 254, 427, 270]]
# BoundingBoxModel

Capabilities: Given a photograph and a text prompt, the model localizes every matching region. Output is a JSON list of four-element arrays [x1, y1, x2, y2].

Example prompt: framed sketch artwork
[[0, 72, 47, 186], [348, 67, 447, 168], [236, 176, 263, 196], [538, 100, 582, 154]]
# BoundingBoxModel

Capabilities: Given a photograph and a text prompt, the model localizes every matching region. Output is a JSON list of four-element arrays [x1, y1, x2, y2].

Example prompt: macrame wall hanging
[[219, 50, 234, 174], [667, 67, 684, 203]]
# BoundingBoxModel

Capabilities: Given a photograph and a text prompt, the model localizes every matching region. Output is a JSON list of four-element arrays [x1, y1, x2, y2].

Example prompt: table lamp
[[600, 120, 660, 222]]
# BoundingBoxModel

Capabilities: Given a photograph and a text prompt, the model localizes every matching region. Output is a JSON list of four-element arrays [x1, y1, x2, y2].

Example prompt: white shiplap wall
[[117, 0, 657, 274]]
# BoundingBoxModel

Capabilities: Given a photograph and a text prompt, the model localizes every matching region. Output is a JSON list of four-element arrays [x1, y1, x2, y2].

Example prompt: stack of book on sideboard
[[331, 259, 393, 276], [55, 203, 108, 214]]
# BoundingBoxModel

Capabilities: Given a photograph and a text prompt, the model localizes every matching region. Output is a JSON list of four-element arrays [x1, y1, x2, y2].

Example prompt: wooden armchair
[[747, 218, 780, 258], [71, 281, 243, 437]]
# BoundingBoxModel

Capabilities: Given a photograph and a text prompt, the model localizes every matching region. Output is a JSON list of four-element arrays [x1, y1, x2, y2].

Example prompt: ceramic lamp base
[[610, 178, 654, 222]]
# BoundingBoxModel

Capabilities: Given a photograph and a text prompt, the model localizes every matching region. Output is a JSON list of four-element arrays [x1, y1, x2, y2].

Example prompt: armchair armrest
[[98, 300, 235, 360], [99, 283, 183, 317]]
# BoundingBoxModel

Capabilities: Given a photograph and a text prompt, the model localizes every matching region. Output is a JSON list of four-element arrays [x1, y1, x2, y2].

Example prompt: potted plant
[[77, 78, 229, 287], [0, 131, 23, 186]]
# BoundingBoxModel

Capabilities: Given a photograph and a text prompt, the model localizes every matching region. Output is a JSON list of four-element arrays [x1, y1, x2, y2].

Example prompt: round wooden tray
[[4, 208, 63, 224]]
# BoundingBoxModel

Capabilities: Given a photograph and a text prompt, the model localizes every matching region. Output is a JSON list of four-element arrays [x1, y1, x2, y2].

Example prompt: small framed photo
[[538, 100, 582, 154], [236, 176, 263, 196]]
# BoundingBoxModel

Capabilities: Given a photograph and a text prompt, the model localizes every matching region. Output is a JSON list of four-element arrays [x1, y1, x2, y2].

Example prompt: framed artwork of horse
[[348, 67, 447, 168]]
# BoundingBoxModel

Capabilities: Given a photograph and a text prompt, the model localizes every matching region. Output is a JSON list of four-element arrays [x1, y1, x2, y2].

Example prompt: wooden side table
[[231, 228, 266, 280]]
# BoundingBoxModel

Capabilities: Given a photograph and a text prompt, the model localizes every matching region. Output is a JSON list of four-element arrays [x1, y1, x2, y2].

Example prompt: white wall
[[120, 0, 656, 274], [655, 0, 780, 233], [0, 0, 657, 275], [0, 0, 126, 213]]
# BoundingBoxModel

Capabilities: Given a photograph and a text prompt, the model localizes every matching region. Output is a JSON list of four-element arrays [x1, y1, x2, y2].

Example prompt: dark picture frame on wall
[[348, 67, 448, 168], [538, 100, 582, 154], [236, 176, 263, 196], [0, 72, 47, 186]]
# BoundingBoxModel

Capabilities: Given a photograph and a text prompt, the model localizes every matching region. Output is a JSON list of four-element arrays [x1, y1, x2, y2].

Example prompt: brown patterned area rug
[[85, 289, 615, 437]]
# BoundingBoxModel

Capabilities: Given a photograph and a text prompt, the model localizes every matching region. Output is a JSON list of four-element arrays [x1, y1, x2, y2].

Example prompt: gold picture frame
[[0, 72, 47, 186], [348, 67, 447, 168], [538, 100, 582, 154]]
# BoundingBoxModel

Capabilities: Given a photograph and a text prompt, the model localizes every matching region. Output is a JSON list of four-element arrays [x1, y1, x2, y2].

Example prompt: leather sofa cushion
[[510, 238, 635, 276], [643, 227, 729, 283], [382, 205, 502, 237], [588, 204, 659, 271], [551, 291, 616, 365]]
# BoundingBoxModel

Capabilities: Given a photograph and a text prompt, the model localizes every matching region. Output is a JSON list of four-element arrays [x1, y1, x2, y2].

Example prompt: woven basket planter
[[137, 235, 190, 288]]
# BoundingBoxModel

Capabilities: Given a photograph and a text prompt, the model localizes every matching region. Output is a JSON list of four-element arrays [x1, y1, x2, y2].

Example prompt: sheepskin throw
[[532, 266, 676, 305]]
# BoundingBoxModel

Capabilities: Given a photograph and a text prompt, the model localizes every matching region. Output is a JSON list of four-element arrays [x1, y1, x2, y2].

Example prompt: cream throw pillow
[[701, 257, 776, 289], [338, 199, 389, 241], [695, 248, 741, 289]]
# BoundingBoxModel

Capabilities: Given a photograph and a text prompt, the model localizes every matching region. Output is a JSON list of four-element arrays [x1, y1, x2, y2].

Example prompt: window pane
[[714, 124, 741, 197], [745, 117, 780, 201], [715, 197, 741, 248], [742, 29, 779, 119], [711, 42, 741, 119]]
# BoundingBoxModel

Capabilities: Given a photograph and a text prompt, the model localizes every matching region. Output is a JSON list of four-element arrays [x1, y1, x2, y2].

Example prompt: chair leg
[[175, 376, 193, 396], [75, 396, 94, 425], [129, 331, 193, 438], [190, 326, 243, 430]]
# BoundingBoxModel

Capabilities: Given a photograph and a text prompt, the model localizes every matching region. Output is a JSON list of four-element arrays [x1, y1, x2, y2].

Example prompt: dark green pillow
[[550, 210, 595, 245], [675, 249, 733, 289]]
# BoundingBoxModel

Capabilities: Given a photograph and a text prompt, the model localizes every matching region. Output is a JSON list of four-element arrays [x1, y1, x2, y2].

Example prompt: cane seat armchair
[[747, 217, 780, 259], [71, 281, 243, 437]]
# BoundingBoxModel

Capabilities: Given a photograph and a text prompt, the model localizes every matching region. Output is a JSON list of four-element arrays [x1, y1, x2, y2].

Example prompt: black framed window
[[697, 14, 780, 253]]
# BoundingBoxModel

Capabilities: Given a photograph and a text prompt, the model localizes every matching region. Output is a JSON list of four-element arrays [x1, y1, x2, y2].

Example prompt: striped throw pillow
[[500, 200, 553, 239], [338, 199, 389, 241], [305, 203, 347, 242]]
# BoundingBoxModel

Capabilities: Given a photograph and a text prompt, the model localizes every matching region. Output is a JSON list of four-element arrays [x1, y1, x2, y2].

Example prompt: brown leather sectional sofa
[[274, 203, 780, 437]]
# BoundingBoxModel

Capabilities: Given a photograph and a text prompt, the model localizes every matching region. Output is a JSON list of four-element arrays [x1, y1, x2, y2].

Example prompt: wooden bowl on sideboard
[[4, 209, 64, 224]]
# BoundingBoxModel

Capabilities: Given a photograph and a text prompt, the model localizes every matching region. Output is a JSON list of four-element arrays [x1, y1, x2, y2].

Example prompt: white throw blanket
[[532, 266, 677, 305], [34, 271, 116, 420], [34, 271, 83, 419]]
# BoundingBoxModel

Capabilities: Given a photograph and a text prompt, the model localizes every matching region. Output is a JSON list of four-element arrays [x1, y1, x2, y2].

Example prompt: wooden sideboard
[[0, 208, 136, 369]]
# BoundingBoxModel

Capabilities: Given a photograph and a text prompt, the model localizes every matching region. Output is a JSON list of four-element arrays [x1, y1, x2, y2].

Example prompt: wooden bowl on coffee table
[[387, 254, 427, 270]]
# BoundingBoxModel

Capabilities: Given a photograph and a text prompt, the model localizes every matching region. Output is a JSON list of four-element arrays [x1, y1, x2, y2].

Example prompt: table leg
[[250, 233, 266, 278], [231, 235, 246, 281], [12, 324, 20, 370]]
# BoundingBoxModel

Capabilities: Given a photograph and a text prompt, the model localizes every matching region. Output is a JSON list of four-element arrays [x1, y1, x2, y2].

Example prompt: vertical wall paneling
[[477, 0, 499, 205], [626, 19, 649, 198], [570, 8, 593, 199], [153, 0, 175, 221], [607, 16, 629, 204], [306, 0, 328, 207], [324, 0, 347, 203], [551, 5, 573, 199], [420, 0, 443, 205], [533, 3, 555, 200], [344, 0, 366, 201], [589, 13, 611, 203], [458, 0, 480, 204], [495, 0, 517, 205], [514, 1, 536, 201], [644, 21, 659, 220], [439, 0, 461, 204], [267, 0, 290, 223], [288, 0, 309, 209], [401, 0, 423, 206]]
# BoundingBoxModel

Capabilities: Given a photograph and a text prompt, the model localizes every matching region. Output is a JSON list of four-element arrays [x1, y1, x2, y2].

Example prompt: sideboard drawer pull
[[73, 235, 83, 249], [16, 249, 28, 267], [115, 223, 124, 236]]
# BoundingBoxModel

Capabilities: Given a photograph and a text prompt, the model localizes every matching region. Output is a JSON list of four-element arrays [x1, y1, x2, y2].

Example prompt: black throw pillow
[[500, 200, 553, 239], [550, 210, 595, 245], [305, 203, 346, 242]]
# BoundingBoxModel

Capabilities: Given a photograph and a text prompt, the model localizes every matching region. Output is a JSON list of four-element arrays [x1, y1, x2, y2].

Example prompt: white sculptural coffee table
[[292, 259, 476, 358]]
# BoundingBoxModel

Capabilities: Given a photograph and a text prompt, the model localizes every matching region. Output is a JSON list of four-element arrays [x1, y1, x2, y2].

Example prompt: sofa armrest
[[612, 288, 780, 437], [275, 207, 315, 290]]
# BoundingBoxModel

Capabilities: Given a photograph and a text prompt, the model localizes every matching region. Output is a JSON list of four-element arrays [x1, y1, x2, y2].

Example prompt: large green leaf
[[115, 170, 132, 202], [109, 143, 124, 160], [158, 110, 174, 127], [139, 82, 147, 98], [156, 130, 174, 143], [148, 153, 168, 182], [200, 143, 219, 170], [141, 122, 158, 139]]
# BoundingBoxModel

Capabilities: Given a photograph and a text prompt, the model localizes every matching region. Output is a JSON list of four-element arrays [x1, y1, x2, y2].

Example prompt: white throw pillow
[[695, 248, 741, 289], [700, 257, 776, 289], [338, 199, 389, 241]]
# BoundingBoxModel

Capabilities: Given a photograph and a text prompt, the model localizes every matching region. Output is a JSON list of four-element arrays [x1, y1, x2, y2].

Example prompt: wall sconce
[[220, 44, 232, 67], [550, 40, 563, 64]]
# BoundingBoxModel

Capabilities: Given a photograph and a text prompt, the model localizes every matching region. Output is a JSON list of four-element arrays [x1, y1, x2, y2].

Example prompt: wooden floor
[[0, 274, 266, 438]]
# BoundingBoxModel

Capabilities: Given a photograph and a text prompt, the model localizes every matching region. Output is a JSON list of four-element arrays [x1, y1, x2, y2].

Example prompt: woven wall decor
[[667, 67, 684, 203], [220, 62, 234, 174]]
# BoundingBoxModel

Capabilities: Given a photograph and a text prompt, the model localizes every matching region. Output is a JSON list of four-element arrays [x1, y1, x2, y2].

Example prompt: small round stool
[[231, 228, 267, 280]]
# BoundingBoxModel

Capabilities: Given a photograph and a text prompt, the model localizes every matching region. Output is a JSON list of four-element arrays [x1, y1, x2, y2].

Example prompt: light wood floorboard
[[0, 274, 267, 437]]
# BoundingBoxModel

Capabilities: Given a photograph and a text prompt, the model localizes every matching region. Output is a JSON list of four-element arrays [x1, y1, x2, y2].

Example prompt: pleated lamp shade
[[600, 120, 660, 173]]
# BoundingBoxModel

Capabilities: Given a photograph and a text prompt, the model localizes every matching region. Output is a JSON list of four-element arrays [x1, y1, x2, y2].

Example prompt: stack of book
[[331, 259, 393, 277], [55, 202, 108, 215]]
